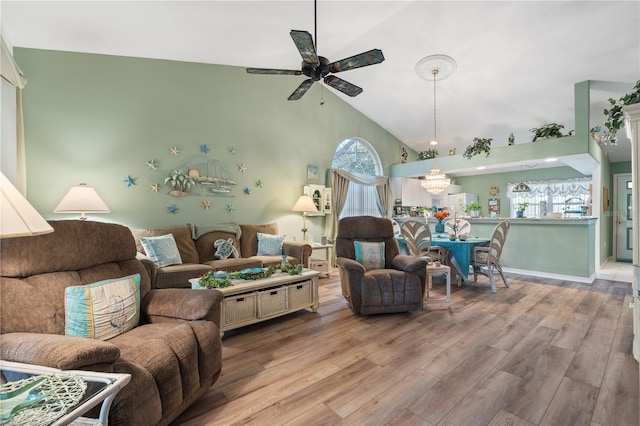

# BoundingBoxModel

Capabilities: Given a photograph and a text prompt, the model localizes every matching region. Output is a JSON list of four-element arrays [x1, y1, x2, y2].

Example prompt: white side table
[[425, 263, 451, 309], [0, 360, 130, 426], [309, 243, 333, 276]]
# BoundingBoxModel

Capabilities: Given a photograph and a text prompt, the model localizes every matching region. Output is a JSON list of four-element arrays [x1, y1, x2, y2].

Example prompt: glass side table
[[1, 360, 130, 426]]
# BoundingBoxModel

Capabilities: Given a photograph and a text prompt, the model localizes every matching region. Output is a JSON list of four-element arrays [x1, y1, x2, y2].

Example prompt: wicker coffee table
[[189, 269, 320, 336]]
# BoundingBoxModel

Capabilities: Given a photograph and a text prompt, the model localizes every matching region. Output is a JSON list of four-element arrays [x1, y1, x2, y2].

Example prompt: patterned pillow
[[214, 238, 239, 259], [65, 274, 141, 340], [257, 233, 286, 256], [354, 241, 386, 271], [140, 234, 182, 267]]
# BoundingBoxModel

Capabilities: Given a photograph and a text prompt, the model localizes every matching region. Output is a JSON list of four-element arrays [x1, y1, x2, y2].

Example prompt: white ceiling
[[2, 1, 639, 163]]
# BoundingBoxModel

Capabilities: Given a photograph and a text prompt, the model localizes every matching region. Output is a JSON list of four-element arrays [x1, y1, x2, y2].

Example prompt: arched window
[[331, 138, 383, 176], [331, 138, 384, 218]]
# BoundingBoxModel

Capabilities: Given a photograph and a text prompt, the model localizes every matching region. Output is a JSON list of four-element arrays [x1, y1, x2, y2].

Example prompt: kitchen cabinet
[[397, 177, 431, 207]]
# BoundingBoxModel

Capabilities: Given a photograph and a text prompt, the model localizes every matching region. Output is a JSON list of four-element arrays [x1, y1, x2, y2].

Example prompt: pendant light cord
[[433, 68, 438, 143], [432, 68, 439, 168]]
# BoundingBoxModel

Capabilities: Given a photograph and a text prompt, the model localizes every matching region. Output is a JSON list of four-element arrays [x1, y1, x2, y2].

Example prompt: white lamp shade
[[54, 184, 110, 214], [291, 195, 319, 213], [1, 172, 54, 238]]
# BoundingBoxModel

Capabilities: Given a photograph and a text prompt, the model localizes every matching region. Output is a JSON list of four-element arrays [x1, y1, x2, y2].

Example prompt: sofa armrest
[[136, 252, 157, 286], [282, 241, 312, 266], [392, 255, 428, 274], [142, 288, 223, 328], [0, 333, 120, 370]]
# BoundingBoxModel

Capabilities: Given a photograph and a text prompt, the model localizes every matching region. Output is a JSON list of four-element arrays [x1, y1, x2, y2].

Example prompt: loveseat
[[0, 220, 223, 426], [130, 222, 312, 289]]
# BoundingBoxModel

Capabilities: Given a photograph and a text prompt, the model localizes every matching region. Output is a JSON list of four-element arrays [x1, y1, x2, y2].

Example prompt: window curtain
[[326, 168, 394, 245], [506, 177, 591, 199], [1, 37, 28, 193]]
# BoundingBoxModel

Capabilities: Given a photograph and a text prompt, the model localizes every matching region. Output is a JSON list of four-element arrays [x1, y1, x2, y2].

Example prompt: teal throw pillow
[[214, 238, 239, 259], [65, 274, 141, 340], [354, 241, 386, 271], [257, 233, 286, 256], [140, 234, 182, 267]]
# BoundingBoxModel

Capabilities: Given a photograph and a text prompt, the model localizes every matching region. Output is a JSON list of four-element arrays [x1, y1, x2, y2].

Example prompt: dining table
[[431, 236, 490, 285]]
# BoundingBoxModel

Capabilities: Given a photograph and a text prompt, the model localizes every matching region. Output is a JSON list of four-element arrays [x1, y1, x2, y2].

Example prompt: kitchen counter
[[393, 215, 597, 282]]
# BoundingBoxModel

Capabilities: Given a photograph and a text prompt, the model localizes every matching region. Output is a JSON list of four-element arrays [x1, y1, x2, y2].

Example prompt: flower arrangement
[[433, 211, 450, 221]]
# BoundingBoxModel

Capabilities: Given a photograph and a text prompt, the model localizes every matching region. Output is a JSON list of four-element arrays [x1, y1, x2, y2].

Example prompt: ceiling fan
[[245, 0, 385, 101]]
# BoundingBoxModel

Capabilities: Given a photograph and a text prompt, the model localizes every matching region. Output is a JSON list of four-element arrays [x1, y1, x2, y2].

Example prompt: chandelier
[[416, 55, 456, 195]]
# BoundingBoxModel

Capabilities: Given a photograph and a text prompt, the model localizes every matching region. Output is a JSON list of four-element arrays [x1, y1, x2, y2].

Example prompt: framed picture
[[307, 165, 319, 180], [603, 186, 609, 211], [488, 198, 500, 214]]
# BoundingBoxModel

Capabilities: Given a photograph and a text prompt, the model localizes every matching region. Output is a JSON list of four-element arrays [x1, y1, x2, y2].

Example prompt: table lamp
[[1, 172, 54, 238], [54, 183, 110, 220], [291, 195, 319, 242]]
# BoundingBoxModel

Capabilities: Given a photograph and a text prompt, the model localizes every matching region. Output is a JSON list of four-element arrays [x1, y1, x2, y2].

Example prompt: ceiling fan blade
[[288, 79, 315, 101], [290, 30, 318, 65], [246, 68, 302, 75], [324, 75, 363, 97], [329, 49, 385, 73]]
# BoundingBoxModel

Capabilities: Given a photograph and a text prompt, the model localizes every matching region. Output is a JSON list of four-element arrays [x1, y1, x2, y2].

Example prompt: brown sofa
[[0, 220, 223, 426], [130, 222, 312, 289]]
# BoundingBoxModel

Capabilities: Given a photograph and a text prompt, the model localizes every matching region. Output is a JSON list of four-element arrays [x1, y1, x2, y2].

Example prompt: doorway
[[614, 173, 633, 262]]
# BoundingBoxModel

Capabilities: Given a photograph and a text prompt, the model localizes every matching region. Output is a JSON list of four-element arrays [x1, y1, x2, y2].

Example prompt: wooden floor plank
[[436, 369, 521, 426], [592, 351, 640, 426], [501, 345, 576, 424], [409, 344, 508, 424], [170, 271, 638, 426], [338, 369, 439, 426], [488, 410, 536, 426], [539, 376, 599, 426]]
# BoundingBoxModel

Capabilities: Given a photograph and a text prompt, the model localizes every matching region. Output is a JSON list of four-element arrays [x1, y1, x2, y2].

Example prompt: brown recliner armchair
[[335, 216, 428, 315]]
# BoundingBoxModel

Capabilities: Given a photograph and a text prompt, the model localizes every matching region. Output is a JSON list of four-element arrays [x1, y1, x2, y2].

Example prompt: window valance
[[506, 177, 591, 199]]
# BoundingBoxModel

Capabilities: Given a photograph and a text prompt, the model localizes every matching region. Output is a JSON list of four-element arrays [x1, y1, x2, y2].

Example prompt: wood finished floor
[[171, 270, 639, 426]]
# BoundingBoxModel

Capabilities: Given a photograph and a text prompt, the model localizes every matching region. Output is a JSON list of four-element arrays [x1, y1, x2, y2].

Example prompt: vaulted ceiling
[[3, 1, 638, 162]]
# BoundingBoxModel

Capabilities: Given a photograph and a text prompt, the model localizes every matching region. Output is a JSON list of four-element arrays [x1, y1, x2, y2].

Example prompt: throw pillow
[[140, 234, 182, 267], [65, 274, 141, 341], [354, 241, 386, 271], [214, 238, 239, 259], [256, 233, 286, 256]]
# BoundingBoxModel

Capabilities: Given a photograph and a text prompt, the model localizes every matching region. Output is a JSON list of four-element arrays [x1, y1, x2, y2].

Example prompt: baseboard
[[502, 267, 595, 284]]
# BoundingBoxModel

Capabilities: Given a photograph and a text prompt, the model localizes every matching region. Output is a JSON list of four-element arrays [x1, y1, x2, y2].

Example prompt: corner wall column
[[622, 103, 640, 363]]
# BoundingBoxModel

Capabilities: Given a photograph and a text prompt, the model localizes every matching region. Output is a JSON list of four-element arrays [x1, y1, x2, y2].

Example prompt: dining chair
[[445, 218, 471, 238], [470, 220, 510, 293], [400, 220, 451, 308]]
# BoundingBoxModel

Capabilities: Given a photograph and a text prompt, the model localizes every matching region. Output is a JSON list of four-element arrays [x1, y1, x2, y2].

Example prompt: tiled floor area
[[596, 260, 635, 283]]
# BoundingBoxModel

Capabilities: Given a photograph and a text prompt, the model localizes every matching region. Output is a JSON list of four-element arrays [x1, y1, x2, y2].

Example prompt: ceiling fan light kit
[[246, 1, 384, 101]]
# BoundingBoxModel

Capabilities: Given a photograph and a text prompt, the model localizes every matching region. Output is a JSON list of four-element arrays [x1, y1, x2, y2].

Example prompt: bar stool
[[425, 263, 451, 309]]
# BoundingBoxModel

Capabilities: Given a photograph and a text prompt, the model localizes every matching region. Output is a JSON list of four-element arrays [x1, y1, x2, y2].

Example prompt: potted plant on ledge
[[462, 202, 483, 218], [516, 202, 529, 218]]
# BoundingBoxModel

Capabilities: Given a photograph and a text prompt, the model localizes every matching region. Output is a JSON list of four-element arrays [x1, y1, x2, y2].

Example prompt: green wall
[[15, 48, 407, 238], [611, 161, 632, 174]]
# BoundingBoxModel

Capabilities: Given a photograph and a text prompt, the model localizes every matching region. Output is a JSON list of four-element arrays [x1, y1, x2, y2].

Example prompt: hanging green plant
[[603, 80, 640, 144], [417, 149, 439, 160], [463, 137, 492, 159], [530, 123, 564, 141]]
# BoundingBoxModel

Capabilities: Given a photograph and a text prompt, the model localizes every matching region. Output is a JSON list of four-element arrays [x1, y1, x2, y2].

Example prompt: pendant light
[[512, 165, 531, 193], [416, 55, 456, 195]]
